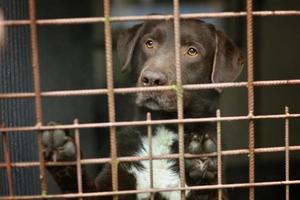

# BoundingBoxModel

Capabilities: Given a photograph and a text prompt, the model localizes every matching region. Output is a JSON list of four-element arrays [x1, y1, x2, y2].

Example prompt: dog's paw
[[42, 123, 76, 162], [187, 156, 217, 181], [185, 133, 217, 184]]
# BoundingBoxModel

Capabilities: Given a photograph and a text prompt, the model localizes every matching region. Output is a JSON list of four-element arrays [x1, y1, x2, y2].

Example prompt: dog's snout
[[141, 70, 168, 86]]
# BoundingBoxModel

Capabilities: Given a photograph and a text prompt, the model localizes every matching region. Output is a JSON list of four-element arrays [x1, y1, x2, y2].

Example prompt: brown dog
[[43, 19, 244, 200]]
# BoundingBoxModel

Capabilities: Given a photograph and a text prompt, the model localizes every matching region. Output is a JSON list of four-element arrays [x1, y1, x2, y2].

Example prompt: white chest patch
[[128, 126, 189, 200]]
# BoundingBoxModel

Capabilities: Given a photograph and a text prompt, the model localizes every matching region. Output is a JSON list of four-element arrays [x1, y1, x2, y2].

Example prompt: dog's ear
[[117, 23, 144, 73], [211, 30, 245, 92]]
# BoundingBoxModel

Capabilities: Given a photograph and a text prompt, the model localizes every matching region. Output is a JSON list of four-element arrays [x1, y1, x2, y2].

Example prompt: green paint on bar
[[171, 84, 183, 97]]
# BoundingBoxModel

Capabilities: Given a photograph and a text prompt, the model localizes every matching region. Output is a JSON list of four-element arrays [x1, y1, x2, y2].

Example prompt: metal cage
[[0, 0, 300, 199]]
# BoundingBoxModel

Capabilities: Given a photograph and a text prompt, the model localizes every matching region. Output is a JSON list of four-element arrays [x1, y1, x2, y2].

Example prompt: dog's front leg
[[185, 133, 217, 185], [185, 133, 228, 200], [42, 123, 96, 195]]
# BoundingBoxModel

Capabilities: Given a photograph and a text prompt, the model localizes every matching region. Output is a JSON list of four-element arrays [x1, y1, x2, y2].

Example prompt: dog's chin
[[136, 93, 177, 112], [143, 99, 162, 111]]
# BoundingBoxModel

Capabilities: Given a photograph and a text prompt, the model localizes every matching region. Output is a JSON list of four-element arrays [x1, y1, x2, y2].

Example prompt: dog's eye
[[187, 47, 198, 56], [145, 39, 154, 49]]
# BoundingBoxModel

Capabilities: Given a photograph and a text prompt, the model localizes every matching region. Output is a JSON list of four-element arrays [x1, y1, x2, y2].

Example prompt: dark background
[[0, 0, 299, 199]]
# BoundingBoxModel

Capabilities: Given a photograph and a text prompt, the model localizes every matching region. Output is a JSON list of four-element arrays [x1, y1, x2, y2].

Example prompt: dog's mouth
[[135, 92, 178, 112], [142, 99, 161, 111]]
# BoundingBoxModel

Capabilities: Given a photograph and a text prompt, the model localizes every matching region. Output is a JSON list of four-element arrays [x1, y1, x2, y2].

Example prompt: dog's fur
[[43, 19, 244, 200], [94, 19, 244, 200]]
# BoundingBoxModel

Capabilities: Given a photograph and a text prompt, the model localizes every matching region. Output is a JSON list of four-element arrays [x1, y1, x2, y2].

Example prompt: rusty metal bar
[[216, 110, 222, 200], [3, 78, 300, 100], [285, 107, 290, 200], [1, 113, 300, 133], [74, 119, 83, 199], [246, 0, 255, 199], [1, 180, 300, 200], [173, 0, 186, 199], [103, 0, 118, 199], [146, 113, 154, 200], [1, 127, 14, 196], [28, 0, 47, 194], [1, 145, 300, 169], [1, 10, 300, 27], [28, 0, 42, 133]]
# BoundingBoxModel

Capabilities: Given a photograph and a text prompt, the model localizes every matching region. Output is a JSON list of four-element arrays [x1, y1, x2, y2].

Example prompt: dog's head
[[117, 19, 244, 112]]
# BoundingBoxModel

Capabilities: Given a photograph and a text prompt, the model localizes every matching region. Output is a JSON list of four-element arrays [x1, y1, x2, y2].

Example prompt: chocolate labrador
[[43, 19, 244, 200]]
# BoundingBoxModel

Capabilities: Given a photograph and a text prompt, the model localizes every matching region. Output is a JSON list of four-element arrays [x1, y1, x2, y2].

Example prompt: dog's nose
[[141, 70, 168, 86]]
